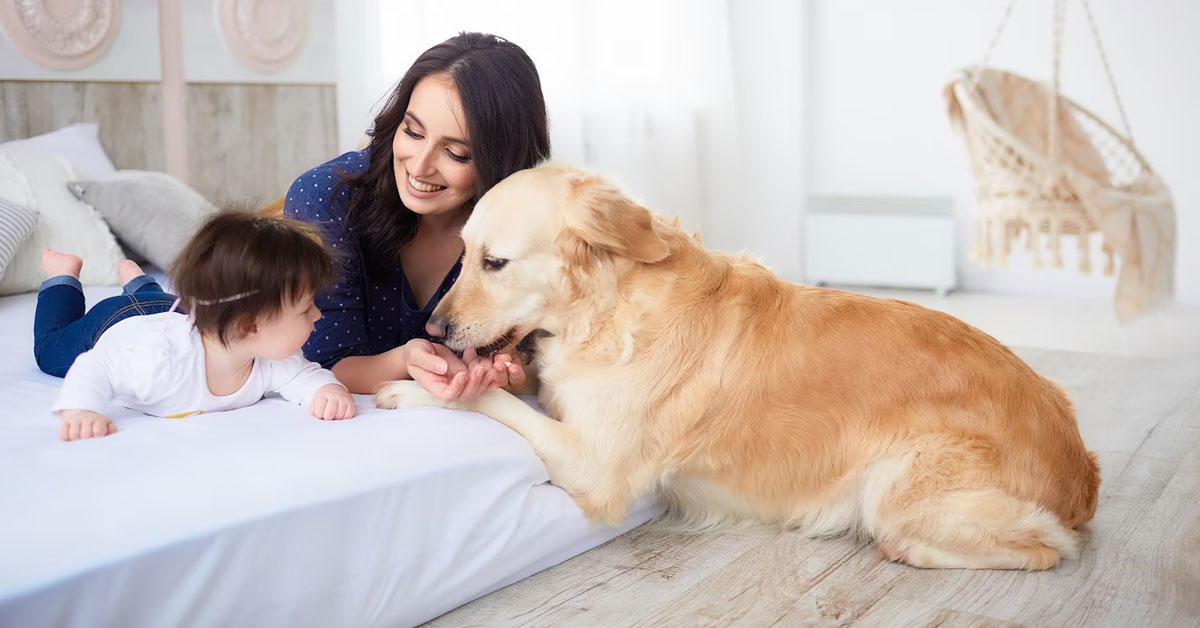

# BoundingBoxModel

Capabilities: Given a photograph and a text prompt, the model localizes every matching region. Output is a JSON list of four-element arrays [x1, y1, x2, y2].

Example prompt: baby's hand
[[310, 383, 356, 420], [59, 409, 116, 441]]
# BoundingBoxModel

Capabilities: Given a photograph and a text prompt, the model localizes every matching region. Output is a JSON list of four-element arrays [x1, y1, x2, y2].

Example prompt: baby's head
[[171, 209, 335, 358]]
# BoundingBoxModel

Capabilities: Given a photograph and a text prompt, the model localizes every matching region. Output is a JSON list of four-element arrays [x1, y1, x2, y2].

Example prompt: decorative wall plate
[[0, 0, 121, 71], [215, 0, 307, 74]]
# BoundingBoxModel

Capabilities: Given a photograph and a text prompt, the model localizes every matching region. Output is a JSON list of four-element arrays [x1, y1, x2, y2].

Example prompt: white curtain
[[342, 0, 744, 246]]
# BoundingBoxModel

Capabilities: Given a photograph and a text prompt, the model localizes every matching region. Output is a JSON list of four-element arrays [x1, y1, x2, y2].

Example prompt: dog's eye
[[483, 257, 508, 271]]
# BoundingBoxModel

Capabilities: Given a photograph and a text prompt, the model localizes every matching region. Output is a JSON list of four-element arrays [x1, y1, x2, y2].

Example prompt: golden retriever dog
[[375, 163, 1100, 570]]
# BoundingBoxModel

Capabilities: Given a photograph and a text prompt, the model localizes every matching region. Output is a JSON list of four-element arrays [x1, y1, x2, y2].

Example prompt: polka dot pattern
[[284, 150, 462, 369]]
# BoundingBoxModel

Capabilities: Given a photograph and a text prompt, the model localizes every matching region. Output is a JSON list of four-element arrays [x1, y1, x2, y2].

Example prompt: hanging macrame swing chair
[[944, 0, 1175, 321]]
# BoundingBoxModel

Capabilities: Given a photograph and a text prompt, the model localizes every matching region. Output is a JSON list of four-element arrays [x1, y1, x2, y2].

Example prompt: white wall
[[333, 1, 383, 151], [332, 1, 807, 279], [6, 2, 1192, 302], [334, 0, 1196, 301], [729, 0, 806, 279], [182, 0, 336, 83], [0, 0, 161, 81], [808, 0, 1200, 304], [0, 0, 336, 84]]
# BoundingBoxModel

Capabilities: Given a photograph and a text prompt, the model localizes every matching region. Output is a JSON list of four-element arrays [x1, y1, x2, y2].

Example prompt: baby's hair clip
[[192, 291, 259, 305], [165, 291, 257, 316]]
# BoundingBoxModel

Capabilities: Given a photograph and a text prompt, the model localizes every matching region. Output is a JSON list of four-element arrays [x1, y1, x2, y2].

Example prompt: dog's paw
[[374, 380, 444, 410], [572, 491, 630, 527]]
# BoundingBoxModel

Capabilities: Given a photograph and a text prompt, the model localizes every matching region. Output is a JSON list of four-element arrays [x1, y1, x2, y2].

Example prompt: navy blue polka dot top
[[284, 150, 462, 369]]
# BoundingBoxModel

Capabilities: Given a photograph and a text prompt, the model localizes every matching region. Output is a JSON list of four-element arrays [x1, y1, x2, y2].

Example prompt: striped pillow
[[0, 196, 38, 282]]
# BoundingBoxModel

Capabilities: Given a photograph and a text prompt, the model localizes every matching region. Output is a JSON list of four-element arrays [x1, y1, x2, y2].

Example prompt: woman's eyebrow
[[404, 112, 469, 146]]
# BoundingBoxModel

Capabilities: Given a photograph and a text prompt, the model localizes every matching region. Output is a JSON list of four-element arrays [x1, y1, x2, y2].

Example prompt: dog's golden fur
[[376, 163, 1100, 570]]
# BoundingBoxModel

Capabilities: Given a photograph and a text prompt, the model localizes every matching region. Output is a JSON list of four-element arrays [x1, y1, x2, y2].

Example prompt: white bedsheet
[[0, 284, 658, 627]]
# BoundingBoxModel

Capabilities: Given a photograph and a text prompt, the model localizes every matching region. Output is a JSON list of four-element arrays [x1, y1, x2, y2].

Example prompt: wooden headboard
[[0, 80, 337, 205]]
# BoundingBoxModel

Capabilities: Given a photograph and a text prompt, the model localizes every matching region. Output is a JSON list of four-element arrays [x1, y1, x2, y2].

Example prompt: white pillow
[[67, 171, 217, 270], [0, 123, 118, 180], [0, 152, 122, 296]]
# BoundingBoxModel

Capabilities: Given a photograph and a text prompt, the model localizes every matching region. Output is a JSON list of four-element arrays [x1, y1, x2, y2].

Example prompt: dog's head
[[427, 163, 670, 355]]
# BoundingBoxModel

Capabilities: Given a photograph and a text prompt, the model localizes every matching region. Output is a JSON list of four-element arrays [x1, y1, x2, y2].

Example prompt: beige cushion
[[0, 152, 122, 296], [67, 171, 217, 271]]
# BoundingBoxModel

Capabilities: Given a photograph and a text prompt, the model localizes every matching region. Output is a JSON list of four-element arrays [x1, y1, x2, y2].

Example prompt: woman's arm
[[330, 347, 408, 394], [336, 339, 500, 399]]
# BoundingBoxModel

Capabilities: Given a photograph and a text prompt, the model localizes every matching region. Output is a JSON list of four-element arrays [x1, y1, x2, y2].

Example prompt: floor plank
[[631, 536, 875, 627]]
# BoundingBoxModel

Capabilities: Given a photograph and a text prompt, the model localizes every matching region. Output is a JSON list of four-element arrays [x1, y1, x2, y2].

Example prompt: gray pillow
[[67, 171, 217, 270], [0, 195, 39, 282]]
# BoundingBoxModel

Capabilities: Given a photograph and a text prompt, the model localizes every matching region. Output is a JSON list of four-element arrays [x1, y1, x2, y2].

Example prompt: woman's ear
[[557, 172, 669, 266]]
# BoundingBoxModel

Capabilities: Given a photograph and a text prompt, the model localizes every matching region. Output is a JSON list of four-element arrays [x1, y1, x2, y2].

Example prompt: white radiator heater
[[804, 196, 957, 296]]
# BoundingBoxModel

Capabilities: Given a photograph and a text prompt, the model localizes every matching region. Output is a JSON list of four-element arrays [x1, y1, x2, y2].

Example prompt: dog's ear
[[558, 172, 669, 266]]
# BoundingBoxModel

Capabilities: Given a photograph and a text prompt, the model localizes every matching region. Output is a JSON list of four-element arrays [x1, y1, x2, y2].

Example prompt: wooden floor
[[425, 348, 1200, 627]]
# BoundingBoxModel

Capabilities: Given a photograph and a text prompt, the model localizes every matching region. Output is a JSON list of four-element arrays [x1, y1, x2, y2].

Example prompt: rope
[[972, 0, 1134, 148], [970, 0, 1020, 93], [1047, 0, 1066, 171], [1082, 0, 1135, 144]]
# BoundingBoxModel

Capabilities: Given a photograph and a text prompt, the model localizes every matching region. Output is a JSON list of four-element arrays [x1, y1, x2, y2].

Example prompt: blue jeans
[[33, 274, 178, 377]]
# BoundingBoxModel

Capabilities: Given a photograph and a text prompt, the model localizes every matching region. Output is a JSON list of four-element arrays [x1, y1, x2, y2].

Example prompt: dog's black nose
[[426, 316, 450, 338]]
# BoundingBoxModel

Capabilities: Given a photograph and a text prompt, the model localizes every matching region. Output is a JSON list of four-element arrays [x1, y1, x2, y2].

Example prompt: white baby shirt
[[51, 312, 341, 418]]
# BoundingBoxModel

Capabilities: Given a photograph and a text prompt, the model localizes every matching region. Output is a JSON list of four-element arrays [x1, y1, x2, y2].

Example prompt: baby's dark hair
[[171, 207, 335, 346]]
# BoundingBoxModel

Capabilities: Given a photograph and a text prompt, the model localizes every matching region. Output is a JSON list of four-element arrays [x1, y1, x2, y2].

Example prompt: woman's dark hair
[[172, 208, 336, 346], [340, 32, 551, 278]]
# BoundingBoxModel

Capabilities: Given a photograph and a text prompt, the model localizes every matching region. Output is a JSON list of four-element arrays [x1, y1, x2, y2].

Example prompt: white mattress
[[0, 283, 658, 627]]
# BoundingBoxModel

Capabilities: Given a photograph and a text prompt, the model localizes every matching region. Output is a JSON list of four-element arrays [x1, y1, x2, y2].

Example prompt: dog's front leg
[[471, 391, 658, 525], [374, 381, 579, 465], [374, 381, 639, 524], [374, 380, 583, 485], [465, 387, 585, 480]]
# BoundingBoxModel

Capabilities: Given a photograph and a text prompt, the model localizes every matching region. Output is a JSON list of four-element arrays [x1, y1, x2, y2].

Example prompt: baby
[[35, 210, 356, 441]]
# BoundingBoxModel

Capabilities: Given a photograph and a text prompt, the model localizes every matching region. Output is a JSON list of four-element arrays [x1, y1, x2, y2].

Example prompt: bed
[[0, 282, 659, 627]]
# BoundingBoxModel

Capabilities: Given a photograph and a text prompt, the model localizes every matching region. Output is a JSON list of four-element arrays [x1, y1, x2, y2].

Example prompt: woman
[[284, 32, 550, 400]]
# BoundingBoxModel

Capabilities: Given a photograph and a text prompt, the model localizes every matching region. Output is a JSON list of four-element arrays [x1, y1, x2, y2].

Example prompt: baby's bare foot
[[118, 259, 146, 285], [41, 249, 83, 279]]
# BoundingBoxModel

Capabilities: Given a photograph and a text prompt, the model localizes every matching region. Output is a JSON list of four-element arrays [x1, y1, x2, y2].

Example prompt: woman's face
[[392, 74, 479, 218]]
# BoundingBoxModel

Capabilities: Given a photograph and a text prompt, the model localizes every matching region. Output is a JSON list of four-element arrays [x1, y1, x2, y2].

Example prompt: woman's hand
[[404, 338, 494, 404], [467, 348, 527, 393], [58, 409, 116, 441], [310, 383, 356, 420]]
